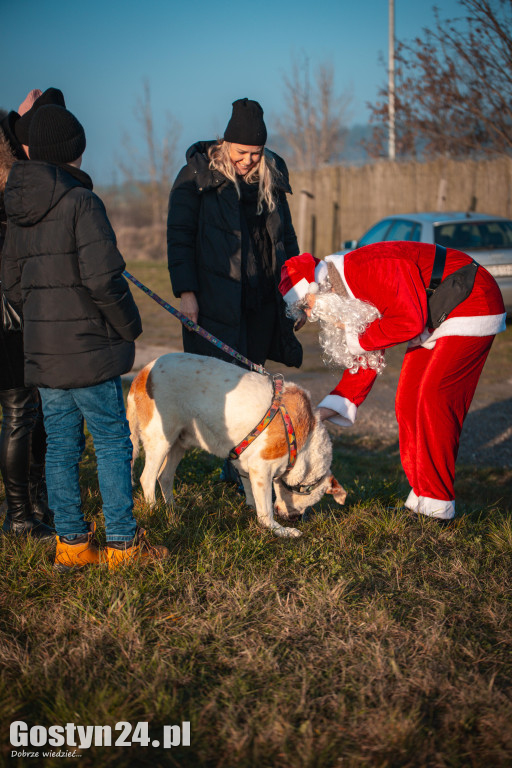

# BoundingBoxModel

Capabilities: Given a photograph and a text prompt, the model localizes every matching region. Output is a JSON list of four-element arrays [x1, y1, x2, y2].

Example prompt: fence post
[[298, 189, 314, 252], [331, 201, 340, 252], [436, 178, 447, 210]]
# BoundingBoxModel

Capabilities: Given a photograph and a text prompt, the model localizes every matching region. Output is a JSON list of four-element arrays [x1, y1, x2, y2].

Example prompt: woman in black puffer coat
[[0, 103, 53, 540], [167, 98, 302, 369]]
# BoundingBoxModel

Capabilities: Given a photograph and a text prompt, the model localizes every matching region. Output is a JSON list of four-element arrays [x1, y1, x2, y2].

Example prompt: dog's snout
[[274, 501, 302, 521]]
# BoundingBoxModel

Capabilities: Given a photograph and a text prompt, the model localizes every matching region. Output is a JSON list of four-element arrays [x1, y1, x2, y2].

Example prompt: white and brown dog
[[127, 353, 346, 537]]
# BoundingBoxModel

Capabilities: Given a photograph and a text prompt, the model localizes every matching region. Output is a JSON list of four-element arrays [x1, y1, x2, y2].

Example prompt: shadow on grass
[[329, 430, 512, 521], [459, 396, 512, 467], [2, 423, 512, 767], [130, 447, 272, 560]]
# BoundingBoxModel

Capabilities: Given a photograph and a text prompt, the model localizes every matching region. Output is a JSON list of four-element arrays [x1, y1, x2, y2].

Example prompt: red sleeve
[[346, 257, 428, 351], [317, 365, 380, 426], [332, 366, 379, 406]]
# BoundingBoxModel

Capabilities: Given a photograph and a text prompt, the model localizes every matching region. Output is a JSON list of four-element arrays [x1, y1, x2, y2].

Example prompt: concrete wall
[[288, 157, 512, 257]]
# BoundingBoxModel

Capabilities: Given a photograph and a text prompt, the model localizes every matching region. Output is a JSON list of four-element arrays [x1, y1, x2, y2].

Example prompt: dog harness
[[228, 375, 298, 470]]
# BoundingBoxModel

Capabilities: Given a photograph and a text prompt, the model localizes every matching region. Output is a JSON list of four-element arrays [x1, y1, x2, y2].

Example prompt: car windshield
[[434, 220, 512, 250], [358, 219, 393, 246], [358, 218, 421, 247]]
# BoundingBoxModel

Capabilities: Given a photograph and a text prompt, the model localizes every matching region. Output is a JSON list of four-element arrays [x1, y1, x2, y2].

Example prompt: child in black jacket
[[2, 105, 168, 569]]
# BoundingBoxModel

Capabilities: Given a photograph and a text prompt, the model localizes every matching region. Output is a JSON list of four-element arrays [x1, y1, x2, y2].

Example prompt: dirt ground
[[129, 320, 512, 469]]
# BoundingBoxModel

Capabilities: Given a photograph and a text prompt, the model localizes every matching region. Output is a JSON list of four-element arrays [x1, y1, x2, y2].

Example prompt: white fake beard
[[309, 292, 386, 375]]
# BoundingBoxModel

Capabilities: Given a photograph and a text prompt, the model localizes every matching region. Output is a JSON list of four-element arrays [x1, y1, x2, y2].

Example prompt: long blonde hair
[[208, 140, 283, 214]]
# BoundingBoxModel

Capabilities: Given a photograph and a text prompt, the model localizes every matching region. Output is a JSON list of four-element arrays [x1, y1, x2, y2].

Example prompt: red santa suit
[[280, 243, 506, 519]]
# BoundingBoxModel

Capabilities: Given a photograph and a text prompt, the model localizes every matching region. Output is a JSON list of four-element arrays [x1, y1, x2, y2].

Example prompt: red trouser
[[395, 335, 494, 501]]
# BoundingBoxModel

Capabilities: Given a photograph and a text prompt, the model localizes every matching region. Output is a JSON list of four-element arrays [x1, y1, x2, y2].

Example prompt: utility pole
[[388, 0, 396, 160]]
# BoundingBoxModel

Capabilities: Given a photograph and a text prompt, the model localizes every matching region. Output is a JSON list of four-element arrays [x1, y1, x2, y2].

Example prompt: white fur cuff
[[417, 496, 455, 519], [317, 394, 357, 426], [345, 327, 366, 355], [405, 489, 419, 511]]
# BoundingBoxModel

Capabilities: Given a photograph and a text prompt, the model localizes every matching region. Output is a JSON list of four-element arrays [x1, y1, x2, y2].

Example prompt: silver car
[[340, 212, 512, 313]]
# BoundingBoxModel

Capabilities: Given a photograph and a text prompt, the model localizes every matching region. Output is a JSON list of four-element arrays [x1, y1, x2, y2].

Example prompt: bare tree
[[365, 0, 512, 159], [119, 78, 181, 226], [275, 56, 352, 171]]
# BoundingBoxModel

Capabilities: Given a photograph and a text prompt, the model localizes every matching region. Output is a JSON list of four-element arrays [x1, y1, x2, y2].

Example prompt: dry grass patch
[[0, 410, 511, 766]]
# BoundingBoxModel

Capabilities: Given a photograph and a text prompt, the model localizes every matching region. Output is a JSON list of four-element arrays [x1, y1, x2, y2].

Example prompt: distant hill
[[267, 123, 373, 169], [339, 124, 373, 164]]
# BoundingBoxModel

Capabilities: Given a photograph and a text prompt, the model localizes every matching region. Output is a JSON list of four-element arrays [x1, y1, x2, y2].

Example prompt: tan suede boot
[[54, 521, 100, 571], [105, 527, 169, 570]]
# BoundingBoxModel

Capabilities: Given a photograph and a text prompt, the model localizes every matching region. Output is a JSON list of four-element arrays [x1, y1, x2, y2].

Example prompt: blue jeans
[[39, 378, 137, 542]]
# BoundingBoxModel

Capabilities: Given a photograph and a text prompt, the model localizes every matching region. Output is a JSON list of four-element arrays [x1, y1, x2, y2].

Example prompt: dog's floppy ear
[[325, 475, 347, 505]]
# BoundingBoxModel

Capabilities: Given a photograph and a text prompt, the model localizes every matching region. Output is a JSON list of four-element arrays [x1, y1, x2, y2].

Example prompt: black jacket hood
[[4, 161, 93, 227], [185, 141, 225, 191], [185, 140, 216, 164]]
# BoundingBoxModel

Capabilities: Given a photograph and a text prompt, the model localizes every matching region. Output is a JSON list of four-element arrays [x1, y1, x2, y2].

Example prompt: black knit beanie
[[224, 98, 267, 146], [15, 87, 66, 146], [29, 105, 86, 163]]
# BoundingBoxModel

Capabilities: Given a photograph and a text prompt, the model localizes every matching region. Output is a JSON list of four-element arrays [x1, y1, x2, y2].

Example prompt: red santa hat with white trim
[[279, 253, 328, 305]]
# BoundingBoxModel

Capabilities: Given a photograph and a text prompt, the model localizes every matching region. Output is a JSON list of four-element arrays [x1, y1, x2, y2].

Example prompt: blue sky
[[1, 0, 463, 184]]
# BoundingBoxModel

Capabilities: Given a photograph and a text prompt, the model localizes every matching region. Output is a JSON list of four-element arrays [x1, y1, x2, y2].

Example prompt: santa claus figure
[[279, 243, 506, 521]]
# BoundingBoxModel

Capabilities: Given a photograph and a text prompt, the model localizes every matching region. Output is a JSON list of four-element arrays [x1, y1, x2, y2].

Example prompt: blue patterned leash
[[123, 270, 267, 375], [124, 270, 299, 469]]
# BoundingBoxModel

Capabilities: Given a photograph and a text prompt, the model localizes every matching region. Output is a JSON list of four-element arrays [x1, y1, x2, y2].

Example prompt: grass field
[[1, 262, 511, 767]]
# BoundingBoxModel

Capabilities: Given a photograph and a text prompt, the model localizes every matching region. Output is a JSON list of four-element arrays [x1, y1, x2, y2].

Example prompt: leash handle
[[124, 270, 267, 375]]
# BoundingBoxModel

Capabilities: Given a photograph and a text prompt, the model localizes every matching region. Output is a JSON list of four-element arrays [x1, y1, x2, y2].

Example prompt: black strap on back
[[425, 245, 479, 328], [427, 244, 447, 296]]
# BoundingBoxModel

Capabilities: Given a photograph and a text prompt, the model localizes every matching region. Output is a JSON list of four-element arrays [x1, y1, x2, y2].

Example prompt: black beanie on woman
[[224, 98, 267, 146], [29, 105, 86, 164]]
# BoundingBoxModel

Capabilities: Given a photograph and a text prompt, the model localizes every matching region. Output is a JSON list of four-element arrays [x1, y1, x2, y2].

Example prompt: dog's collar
[[279, 475, 325, 496], [228, 374, 297, 471]]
